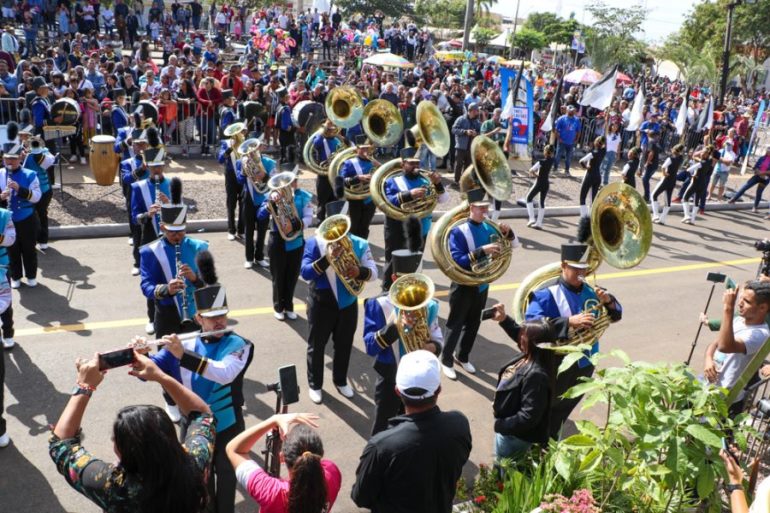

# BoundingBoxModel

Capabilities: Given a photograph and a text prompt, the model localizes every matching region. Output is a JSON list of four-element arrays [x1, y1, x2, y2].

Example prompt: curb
[[49, 200, 767, 240]]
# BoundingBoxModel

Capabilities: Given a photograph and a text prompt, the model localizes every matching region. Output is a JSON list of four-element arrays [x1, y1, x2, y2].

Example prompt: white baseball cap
[[396, 350, 441, 400]]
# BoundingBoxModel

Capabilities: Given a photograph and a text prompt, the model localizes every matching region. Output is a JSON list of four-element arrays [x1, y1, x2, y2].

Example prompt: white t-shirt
[[606, 133, 621, 153], [751, 475, 770, 513], [714, 316, 769, 391]]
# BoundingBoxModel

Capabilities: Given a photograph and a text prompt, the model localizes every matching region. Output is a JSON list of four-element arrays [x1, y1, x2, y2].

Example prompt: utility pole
[[508, 0, 521, 59], [462, 0, 474, 51], [719, 1, 739, 106]]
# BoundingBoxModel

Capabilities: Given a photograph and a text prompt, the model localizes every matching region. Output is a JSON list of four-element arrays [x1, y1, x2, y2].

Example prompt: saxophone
[[317, 214, 365, 296], [266, 172, 302, 241]]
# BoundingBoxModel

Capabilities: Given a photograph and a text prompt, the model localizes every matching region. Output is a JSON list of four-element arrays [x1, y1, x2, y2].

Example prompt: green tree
[[336, 0, 413, 19], [414, 0, 465, 29], [472, 26, 497, 51], [511, 27, 547, 55], [474, 0, 498, 21], [523, 11, 583, 46], [584, 1, 647, 70]]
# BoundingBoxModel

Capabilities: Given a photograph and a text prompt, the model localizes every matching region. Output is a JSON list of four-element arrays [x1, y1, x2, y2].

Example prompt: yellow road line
[[14, 256, 761, 338]]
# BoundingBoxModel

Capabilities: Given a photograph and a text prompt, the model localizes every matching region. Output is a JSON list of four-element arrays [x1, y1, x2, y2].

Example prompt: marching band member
[[681, 147, 719, 225], [577, 136, 606, 218], [257, 172, 313, 320], [236, 139, 273, 269], [441, 189, 519, 380], [148, 251, 253, 513], [525, 144, 554, 230], [139, 177, 208, 338], [381, 147, 447, 290], [314, 120, 343, 221], [120, 132, 149, 274], [216, 108, 244, 241], [0, 206, 15, 350], [30, 77, 51, 139], [0, 144, 41, 289], [24, 137, 55, 250], [363, 221, 443, 435], [300, 200, 378, 404], [651, 144, 685, 225], [335, 135, 378, 238], [110, 88, 131, 136], [115, 113, 144, 161], [621, 147, 641, 189], [525, 237, 622, 439]]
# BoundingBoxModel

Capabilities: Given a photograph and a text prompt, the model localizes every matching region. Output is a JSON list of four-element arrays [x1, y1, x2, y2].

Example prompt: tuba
[[406, 101, 451, 158], [430, 135, 513, 285], [362, 99, 404, 147], [325, 86, 364, 128], [224, 122, 247, 157], [302, 125, 347, 176], [317, 214, 365, 296], [266, 172, 303, 241], [510, 182, 652, 347], [238, 138, 270, 194], [389, 273, 435, 353]]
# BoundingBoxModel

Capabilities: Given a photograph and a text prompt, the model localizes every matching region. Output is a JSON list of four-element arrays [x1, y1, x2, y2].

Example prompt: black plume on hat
[[133, 111, 142, 125], [6, 121, 18, 141], [146, 126, 161, 148], [196, 250, 218, 285], [404, 215, 422, 253], [170, 177, 182, 205], [576, 216, 591, 244]]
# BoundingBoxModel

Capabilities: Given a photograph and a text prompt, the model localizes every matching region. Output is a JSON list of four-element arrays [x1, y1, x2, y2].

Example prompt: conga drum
[[89, 135, 120, 185]]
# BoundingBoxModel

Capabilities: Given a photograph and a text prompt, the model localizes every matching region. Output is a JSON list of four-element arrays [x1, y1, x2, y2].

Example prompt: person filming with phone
[[49, 351, 215, 513]]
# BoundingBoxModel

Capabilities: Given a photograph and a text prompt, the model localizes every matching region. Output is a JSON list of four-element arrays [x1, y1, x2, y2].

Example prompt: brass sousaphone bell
[[324, 86, 364, 129], [389, 273, 436, 353], [224, 122, 247, 158]]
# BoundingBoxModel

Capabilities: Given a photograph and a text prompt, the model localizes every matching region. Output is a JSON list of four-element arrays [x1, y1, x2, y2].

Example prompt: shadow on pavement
[[16, 283, 92, 336], [36, 246, 96, 290], [0, 442, 69, 513]]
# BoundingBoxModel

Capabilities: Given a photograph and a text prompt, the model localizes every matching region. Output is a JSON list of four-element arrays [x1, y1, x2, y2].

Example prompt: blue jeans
[[495, 433, 532, 462], [642, 164, 658, 201], [419, 149, 436, 172], [554, 143, 574, 173], [731, 175, 769, 207], [600, 150, 617, 185]]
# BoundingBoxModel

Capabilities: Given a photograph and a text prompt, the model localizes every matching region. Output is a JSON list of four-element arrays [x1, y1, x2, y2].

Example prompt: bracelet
[[76, 382, 97, 392], [724, 483, 743, 494]]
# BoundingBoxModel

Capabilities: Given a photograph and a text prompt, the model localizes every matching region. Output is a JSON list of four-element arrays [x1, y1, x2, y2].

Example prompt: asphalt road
[[0, 208, 766, 512]]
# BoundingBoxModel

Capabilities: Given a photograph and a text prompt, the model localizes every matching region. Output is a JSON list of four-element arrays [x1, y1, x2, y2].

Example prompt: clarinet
[[175, 242, 192, 327], [153, 175, 161, 231]]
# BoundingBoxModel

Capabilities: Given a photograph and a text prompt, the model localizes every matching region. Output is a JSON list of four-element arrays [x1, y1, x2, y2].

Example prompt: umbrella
[[447, 39, 463, 48], [564, 68, 602, 85], [363, 52, 415, 69], [486, 55, 504, 63], [616, 72, 633, 85]]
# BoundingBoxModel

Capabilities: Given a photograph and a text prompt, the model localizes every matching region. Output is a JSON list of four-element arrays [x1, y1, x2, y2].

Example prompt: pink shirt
[[236, 459, 342, 513]]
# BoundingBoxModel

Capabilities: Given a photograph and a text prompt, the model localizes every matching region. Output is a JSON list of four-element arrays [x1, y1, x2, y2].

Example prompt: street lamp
[[719, 0, 756, 106]]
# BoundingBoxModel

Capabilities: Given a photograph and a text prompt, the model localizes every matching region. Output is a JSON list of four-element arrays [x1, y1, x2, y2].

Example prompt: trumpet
[[129, 329, 233, 351]]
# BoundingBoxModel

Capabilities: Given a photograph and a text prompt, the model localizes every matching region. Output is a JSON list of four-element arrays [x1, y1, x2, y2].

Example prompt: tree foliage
[[523, 11, 582, 46], [584, 1, 647, 71], [473, 26, 497, 50], [336, 0, 413, 19], [511, 27, 547, 55], [413, 0, 465, 29]]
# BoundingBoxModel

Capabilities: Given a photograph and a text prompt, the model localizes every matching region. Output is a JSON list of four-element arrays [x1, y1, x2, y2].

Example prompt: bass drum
[[50, 98, 81, 125], [291, 100, 324, 133], [135, 101, 159, 126], [89, 135, 120, 186]]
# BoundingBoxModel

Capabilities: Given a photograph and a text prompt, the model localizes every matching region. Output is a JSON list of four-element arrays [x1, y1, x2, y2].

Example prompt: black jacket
[[493, 317, 551, 444], [351, 406, 472, 513]]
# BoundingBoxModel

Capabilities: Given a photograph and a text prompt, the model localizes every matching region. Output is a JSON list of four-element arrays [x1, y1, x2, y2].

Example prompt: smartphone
[[722, 436, 739, 463], [481, 307, 496, 321], [98, 348, 135, 371], [278, 365, 299, 405], [706, 272, 727, 284]]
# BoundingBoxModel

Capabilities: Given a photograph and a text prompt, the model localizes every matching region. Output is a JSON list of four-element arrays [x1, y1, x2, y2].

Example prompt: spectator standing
[[553, 105, 581, 176], [450, 102, 481, 185]]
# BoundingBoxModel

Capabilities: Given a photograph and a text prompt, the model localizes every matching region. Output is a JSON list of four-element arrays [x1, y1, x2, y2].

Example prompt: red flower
[[497, 481, 504, 492], [474, 496, 487, 504]]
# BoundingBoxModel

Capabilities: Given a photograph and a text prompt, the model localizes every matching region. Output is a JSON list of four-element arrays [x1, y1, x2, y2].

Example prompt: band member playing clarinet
[[217, 91, 244, 241], [335, 135, 377, 238], [236, 139, 273, 269], [300, 200, 378, 404], [148, 250, 253, 513], [525, 237, 622, 439], [0, 206, 15, 351], [258, 172, 313, 320], [381, 147, 447, 290], [363, 221, 443, 435], [121, 133, 149, 275], [314, 120, 342, 221], [442, 189, 519, 380], [0, 144, 41, 289]]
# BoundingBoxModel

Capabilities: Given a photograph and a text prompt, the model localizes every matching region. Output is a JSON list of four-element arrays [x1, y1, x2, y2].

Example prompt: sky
[[491, 0, 696, 43]]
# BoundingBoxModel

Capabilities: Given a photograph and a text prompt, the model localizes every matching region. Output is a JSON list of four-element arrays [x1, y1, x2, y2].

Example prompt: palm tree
[[474, 0, 497, 21]]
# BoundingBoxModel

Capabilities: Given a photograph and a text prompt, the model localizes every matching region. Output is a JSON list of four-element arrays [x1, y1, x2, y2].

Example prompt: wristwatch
[[71, 385, 94, 398], [724, 483, 743, 494]]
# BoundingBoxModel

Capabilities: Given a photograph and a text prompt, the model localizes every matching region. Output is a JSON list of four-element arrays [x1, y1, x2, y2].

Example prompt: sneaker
[[243, 260, 253, 269], [68, 155, 78, 163], [10, 280, 19, 289], [681, 218, 692, 224], [672, 198, 682, 204], [127, 237, 133, 246], [652, 216, 660, 224], [309, 388, 323, 404], [38, 243, 48, 250], [131, 266, 140, 276], [274, 311, 285, 321], [26, 278, 37, 288], [165, 404, 182, 423], [442, 364, 457, 380], [52, 183, 61, 190], [0, 432, 9, 448], [227, 233, 236, 241], [2, 338, 14, 349], [336, 384, 355, 398], [145, 322, 155, 335], [80, 157, 87, 165], [456, 358, 476, 374], [526, 220, 535, 227], [285, 311, 298, 320], [752, 207, 758, 213], [257, 259, 270, 268]]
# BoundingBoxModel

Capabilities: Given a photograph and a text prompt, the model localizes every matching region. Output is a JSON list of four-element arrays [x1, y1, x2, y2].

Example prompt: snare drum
[[89, 135, 120, 185]]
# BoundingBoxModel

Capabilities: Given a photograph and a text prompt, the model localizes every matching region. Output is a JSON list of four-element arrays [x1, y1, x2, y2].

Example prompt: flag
[[675, 87, 689, 136], [741, 100, 766, 175], [579, 65, 618, 110], [540, 74, 564, 133], [502, 62, 525, 120], [625, 80, 646, 132], [697, 96, 714, 132]]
